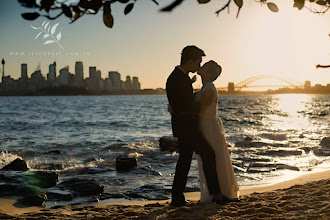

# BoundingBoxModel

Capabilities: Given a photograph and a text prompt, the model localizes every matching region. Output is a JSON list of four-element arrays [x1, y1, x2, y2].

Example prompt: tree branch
[[215, 0, 231, 16], [316, 64, 330, 69]]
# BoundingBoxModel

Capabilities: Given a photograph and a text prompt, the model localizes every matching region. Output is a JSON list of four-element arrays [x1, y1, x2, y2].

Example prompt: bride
[[195, 60, 240, 204]]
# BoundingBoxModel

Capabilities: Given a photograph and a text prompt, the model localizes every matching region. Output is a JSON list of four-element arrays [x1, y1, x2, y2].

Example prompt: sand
[[1, 170, 329, 219]]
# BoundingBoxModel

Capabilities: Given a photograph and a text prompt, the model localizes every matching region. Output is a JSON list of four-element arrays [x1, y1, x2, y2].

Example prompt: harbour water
[[0, 94, 329, 206]]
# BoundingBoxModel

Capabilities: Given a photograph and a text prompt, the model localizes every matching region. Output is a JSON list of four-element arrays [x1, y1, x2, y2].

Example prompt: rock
[[116, 156, 137, 172], [14, 184, 44, 197], [235, 141, 269, 148], [18, 193, 47, 206], [314, 149, 330, 157], [26, 171, 59, 188], [259, 150, 302, 157], [248, 163, 299, 172], [320, 137, 330, 149], [275, 164, 299, 171], [1, 158, 29, 171], [244, 136, 253, 142], [300, 147, 311, 154], [159, 136, 179, 152], [46, 190, 74, 201], [247, 167, 275, 173], [56, 178, 104, 197]]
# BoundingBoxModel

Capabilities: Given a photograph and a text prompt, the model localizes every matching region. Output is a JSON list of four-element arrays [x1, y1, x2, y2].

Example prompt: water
[[0, 94, 329, 205]]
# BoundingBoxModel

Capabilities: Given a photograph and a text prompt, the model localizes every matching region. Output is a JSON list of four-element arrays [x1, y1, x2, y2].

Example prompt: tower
[[1, 59, 5, 77]]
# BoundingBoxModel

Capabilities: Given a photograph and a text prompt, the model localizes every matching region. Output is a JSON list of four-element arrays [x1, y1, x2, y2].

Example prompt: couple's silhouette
[[166, 45, 239, 207]]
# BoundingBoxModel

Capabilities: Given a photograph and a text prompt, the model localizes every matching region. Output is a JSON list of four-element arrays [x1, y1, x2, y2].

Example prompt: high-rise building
[[124, 76, 132, 90], [96, 70, 101, 79], [75, 61, 83, 80], [47, 62, 56, 81], [132, 77, 140, 90], [58, 66, 70, 85], [89, 66, 97, 79], [21, 63, 28, 80], [109, 71, 121, 90]]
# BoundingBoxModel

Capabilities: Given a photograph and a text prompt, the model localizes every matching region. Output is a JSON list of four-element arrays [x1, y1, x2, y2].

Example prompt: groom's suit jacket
[[166, 66, 200, 140]]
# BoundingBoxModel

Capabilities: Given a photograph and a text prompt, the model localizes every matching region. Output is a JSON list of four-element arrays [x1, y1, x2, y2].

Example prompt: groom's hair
[[180, 45, 205, 65]]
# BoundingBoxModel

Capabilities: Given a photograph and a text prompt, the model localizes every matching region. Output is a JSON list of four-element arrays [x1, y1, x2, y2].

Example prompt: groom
[[166, 45, 221, 207]]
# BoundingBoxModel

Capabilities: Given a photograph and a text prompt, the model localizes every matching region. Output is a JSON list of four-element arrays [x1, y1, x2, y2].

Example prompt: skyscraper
[[132, 77, 140, 90], [21, 63, 28, 80], [89, 66, 97, 79], [47, 62, 56, 81], [109, 71, 121, 90], [75, 61, 83, 80]]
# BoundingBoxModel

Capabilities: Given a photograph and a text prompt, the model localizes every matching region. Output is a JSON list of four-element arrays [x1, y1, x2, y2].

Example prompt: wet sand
[[1, 170, 329, 219]]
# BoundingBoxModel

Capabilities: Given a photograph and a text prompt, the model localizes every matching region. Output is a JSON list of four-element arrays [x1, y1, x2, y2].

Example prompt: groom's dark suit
[[166, 66, 220, 204]]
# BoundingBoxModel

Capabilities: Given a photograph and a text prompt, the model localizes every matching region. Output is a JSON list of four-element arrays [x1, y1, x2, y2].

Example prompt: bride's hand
[[167, 104, 173, 115]]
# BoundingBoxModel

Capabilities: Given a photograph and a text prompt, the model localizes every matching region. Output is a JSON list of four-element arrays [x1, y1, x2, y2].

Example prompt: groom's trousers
[[172, 134, 221, 203]]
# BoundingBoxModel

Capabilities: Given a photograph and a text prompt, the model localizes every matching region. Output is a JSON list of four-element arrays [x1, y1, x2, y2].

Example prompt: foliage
[[18, 0, 330, 29]]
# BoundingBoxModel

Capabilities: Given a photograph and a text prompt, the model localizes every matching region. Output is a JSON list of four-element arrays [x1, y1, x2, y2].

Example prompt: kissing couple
[[166, 45, 239, 207]]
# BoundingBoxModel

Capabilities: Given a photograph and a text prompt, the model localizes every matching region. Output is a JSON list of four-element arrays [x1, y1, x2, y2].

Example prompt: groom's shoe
[[170, 200, 189, 207]]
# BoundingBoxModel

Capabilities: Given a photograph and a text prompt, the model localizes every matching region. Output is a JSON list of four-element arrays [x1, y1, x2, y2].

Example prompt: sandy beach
[[0, 170, 329, 219]]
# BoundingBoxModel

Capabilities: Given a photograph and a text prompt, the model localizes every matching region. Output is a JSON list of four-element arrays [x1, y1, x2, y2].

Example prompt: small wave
[[155, 152, 179, 161], [0, 151, 21, 169]]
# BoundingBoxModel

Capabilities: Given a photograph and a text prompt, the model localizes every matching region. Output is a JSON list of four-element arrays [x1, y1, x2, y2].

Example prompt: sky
[[0, 0, 329, 89]]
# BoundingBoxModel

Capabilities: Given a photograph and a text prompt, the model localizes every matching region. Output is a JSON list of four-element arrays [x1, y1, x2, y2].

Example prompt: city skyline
[[0, 1, 329, 89], [0, 60, 141, 93]]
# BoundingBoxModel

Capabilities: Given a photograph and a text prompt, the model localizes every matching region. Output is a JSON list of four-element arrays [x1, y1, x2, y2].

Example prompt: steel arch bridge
[[235, 74, 304, 90]]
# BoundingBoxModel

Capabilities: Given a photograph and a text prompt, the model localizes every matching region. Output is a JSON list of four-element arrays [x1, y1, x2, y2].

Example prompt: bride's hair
[[205, 60, 222, 82]]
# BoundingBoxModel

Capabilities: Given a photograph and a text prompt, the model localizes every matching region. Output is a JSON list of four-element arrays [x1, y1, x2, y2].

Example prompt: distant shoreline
[[0, 85, 330, 96]]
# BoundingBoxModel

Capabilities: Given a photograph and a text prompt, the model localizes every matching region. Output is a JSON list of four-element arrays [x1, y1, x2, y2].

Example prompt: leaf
[[316, 0, 327, 5], [198, 0, 211, 4], [124, 3, 134, 15], [267, 2, 279, 12], [44, 22, 49, 30], [62, 4, 73, 18], [44, 40, 55, 44], [51, 23, 58, 35], [47, 25, 50, 33], [43, 34, 49, 39], [56, 32, 62, 41], [30, 25, 38, 30], [21, 12, 40, 20], [234, 0, 243, 8], [42, 20, 46, 28], [35, 32, 42, 39], [103, 4, 114, 28], [294, 0, 305, 10]]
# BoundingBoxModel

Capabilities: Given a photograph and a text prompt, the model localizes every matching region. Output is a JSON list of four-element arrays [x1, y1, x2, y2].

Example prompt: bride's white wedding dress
[[195, 82, 239, 203]]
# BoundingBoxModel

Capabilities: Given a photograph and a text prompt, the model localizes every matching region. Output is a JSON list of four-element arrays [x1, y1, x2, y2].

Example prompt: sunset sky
[[0, 0, 329, 89]]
